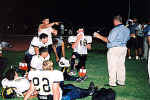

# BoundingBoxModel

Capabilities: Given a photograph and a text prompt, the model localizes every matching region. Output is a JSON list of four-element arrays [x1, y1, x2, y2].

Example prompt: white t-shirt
[[28, 37, 49, 55], [38, 27, 53, 45], [28, 70, 64, 99], [1, 77, 30, 93], [74, 32, 88, 54], [30, 55, 50, 70]]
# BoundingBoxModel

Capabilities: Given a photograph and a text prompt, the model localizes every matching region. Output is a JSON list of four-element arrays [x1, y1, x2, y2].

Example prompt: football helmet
[[59, 57, 70, 67], [1, 87, 16, 99]]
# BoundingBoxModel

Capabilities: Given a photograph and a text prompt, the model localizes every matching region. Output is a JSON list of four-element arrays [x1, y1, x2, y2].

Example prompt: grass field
[[0, 43, 150, 100]]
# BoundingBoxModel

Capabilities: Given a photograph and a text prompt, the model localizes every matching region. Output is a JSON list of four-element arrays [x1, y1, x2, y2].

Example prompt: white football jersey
[[68, 36, 92, 44], [38, 27, 53, 45], [30, 55, 50, 70], [75, 32, 88, 54], [1, 77, 30, 93], [28, 37, 49, 55], [28, 70, 64, 98]]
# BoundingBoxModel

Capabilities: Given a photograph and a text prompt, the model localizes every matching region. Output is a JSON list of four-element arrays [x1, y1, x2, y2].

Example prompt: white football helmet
[[59, 57, 70, 67]]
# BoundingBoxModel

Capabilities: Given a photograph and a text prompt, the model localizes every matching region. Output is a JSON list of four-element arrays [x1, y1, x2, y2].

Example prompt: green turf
[[1, 44, 150, 100]]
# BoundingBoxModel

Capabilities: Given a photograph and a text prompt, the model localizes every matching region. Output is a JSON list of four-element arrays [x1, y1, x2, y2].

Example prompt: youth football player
[[24, 60, 96, 100], [38, 18, 59, 62], [25, 33, 49, 66], [30, 47, 50, 70], [1, 69, 36, 98], [70, 27, 91, 77]]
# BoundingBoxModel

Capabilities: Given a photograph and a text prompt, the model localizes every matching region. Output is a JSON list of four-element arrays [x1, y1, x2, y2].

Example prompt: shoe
[[128, 56, 132, 60], [139, 57, 144, 63], [136, 56, 139, 60], [116, 83, 125, 86], [76, 77, 84, 82], [104, 84, 117, 87], [68, 70, 76, 76], [83, 75, 88, 81], [88, 82, 96, 96]]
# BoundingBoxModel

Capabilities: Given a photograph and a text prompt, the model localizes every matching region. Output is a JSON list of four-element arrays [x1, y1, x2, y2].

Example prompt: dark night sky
[[0, 0, 149, 25]]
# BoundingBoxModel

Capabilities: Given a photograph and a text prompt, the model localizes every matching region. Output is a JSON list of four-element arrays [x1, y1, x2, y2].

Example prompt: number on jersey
[[80, 39, 87, 46], [33, 77, 51, 93]]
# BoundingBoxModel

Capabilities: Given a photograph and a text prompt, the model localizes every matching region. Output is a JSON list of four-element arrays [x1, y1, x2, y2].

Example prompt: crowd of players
[[1, 15, 150, 100], [0, 18, 116, 100]]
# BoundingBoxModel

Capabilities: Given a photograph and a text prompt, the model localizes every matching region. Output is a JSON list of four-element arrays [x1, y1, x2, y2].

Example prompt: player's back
[[28, 70, 64, 96], [2, 77, 30, 93]]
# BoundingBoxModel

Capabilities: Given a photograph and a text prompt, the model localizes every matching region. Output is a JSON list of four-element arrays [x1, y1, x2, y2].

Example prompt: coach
[[94, 15, 130, 87]]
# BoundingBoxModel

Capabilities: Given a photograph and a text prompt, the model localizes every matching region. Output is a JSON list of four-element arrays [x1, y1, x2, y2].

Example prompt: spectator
[[143, 19, 150, 60], [146, 19, 150, 84], [127, 18, 139, 60], [136, 23, 144, 60]]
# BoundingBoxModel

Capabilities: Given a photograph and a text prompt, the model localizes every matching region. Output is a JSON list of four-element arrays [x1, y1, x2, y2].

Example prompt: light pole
[[60, 24, 64, 35], [128, 0, 131, 20]]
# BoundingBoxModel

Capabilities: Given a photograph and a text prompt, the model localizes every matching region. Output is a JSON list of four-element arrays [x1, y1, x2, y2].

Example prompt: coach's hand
[[54, 22, 60, 25], [93, 32, 100, 38]]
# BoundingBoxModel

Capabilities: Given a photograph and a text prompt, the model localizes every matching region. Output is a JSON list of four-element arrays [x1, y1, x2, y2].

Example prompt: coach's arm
[[94, 32, 109, 43]]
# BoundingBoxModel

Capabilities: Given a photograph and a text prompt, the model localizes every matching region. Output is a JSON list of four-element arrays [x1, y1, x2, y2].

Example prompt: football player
[[30, 47, 50, 70], [25, 33, 49, 67], [44, 60, 96, 100], [24, 60, 96, 100], [38, 18, 60, 62], [24, 60, 64, 100], [1, 69, 35, 98], [70, 27, 91, 77]]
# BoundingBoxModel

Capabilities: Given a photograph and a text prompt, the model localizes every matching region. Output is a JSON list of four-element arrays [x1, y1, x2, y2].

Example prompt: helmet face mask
[[2, 87, 17, 99]]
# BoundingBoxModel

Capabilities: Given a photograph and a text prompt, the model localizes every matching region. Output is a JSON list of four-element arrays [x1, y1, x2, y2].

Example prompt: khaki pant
[[107, 47, 127, 86], [148, 49, 150, 78], [144, 37, 149, 60]]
